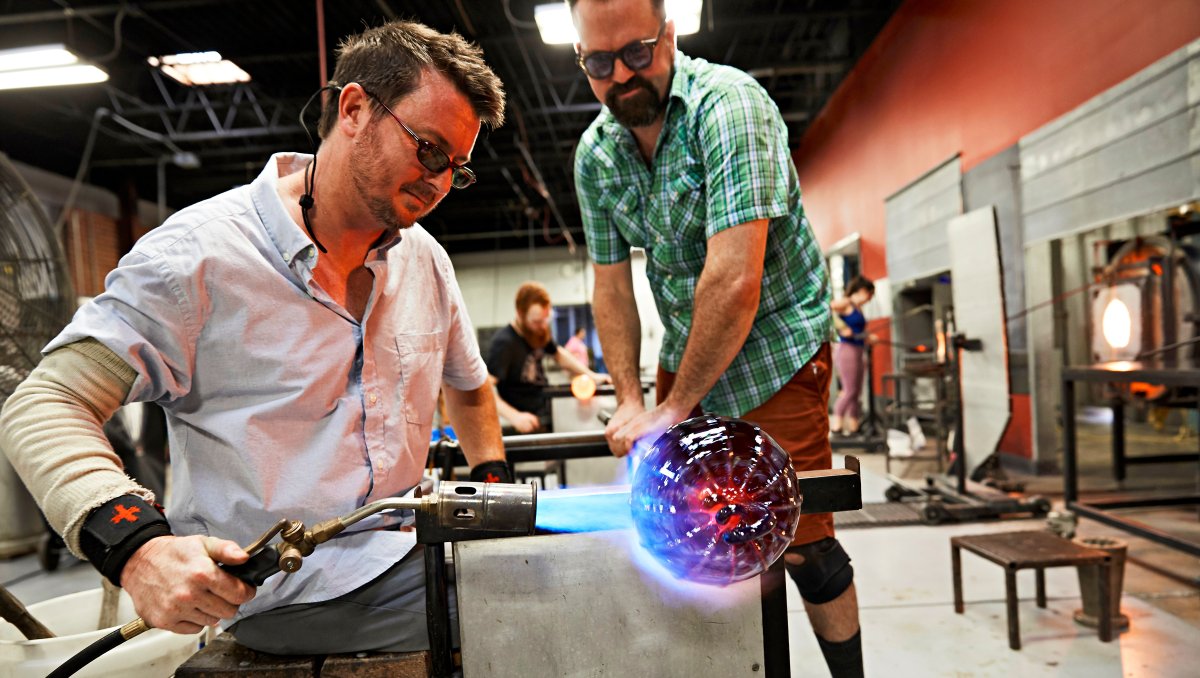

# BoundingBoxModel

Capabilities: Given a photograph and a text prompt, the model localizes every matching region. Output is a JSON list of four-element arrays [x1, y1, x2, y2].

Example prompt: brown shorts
[[657, 342, 835, 546]]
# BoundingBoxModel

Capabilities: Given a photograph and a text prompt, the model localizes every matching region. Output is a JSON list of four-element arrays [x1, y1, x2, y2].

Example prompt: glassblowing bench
[[1061, 360, 1200, 557]]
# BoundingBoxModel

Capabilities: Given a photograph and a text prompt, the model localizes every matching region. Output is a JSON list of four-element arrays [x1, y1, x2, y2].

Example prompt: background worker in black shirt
[[487, 281, 609, 432]]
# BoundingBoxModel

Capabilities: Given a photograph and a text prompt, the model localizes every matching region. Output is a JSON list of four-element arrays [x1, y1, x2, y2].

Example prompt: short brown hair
[[318, 20, 505, 139], [515, 281, 551, 316]]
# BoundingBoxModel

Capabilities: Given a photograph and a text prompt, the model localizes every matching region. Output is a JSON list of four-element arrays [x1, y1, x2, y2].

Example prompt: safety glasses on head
[[576, 23, 666, 80], [360, 86, 476, 189]]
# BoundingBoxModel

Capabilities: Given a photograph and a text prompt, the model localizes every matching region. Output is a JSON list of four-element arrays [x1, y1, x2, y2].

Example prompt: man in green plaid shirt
[[569, 1, 861, 675]]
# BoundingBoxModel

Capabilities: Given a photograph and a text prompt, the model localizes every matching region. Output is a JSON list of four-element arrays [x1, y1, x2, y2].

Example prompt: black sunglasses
[[576, 24, 666, 80], [361, 87, 476, 189]]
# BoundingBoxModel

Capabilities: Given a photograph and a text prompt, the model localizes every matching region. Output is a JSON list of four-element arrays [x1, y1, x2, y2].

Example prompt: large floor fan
[[0, 152, 75, 558]]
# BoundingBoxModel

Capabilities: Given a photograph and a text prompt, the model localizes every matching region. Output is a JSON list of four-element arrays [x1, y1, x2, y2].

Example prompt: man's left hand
[[591, 372, 613, 385], [613, 402, 693, 458]]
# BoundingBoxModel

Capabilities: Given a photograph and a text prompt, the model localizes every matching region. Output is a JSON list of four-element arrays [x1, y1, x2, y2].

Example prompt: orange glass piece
[[570, 373, 597, 400]]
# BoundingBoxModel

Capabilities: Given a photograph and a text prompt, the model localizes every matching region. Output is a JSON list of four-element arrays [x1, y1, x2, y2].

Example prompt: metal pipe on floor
[[0, 584, 55, 640]]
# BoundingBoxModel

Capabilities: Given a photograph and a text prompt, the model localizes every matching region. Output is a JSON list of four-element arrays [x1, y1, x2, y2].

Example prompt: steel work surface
[[454, 530, 766, 676], [950, 530, 1109, 569]]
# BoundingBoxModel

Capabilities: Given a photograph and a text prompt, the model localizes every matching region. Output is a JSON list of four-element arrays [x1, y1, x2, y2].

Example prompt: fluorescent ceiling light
[[0, 44, 80, 72], [670, 0, 703, 36], [536, 0, 704, 45], [535, 4, 578, 45], [148, 51, 251, 86], [0, 44, 108, 91], [0, 64, 108, 91]]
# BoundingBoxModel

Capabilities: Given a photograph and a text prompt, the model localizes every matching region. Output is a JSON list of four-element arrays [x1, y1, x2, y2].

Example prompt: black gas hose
[[46, 545, 284, 678], [46, 619, 145, 678]]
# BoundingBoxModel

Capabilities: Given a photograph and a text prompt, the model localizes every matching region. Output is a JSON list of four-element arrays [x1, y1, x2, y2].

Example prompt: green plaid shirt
[[575, 53, 831, 416]]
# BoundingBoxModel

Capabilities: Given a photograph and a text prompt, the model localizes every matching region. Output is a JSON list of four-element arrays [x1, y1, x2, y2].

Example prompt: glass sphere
[[630, 416, 801, 585]]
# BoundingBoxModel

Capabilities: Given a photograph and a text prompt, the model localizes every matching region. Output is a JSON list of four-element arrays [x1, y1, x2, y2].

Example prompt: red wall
[[796, 0, 1200, 458]]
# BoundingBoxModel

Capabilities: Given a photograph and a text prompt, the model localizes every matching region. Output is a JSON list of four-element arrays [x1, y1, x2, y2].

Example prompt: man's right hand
[[604, 400, 646, 457], [510, 411, 542, 434], [120, 535, 256, 634]]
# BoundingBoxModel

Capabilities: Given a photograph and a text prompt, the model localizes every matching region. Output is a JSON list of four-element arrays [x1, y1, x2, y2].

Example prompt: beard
[[350, 124, 441, 230], [605, 74, 668, 128], [517, 322, 552, 349]]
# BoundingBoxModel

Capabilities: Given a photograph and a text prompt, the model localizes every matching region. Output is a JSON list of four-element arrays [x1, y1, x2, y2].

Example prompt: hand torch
[[49, 481, 536, 678]]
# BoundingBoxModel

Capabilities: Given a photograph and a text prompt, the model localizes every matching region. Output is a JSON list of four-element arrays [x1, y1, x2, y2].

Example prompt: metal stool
[[951, 530, 1114, 650]]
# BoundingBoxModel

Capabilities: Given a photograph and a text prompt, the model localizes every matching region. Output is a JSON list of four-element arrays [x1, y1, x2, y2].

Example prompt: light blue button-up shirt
[[47, 153, 488, 622]]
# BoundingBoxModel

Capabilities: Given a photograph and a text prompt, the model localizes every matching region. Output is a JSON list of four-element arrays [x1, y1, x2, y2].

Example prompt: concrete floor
[[790, 516, 1200, 677], [809, 407, 1199, 678], [1, 408, 1198, 676]]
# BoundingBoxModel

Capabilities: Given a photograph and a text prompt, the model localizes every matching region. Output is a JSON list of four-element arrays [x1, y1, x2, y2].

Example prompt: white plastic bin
[[0, 588, 201, 678]]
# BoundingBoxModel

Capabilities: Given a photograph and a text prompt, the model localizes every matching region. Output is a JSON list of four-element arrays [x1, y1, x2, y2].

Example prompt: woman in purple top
[[830, 277, 875, 435]]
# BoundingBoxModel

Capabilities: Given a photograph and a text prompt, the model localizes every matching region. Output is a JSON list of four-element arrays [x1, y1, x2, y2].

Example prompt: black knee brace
[[783, 537, 854, 605]]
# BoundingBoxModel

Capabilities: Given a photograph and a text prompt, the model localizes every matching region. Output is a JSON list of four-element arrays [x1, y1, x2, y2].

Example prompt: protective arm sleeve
[[0, 338, 148, 557]]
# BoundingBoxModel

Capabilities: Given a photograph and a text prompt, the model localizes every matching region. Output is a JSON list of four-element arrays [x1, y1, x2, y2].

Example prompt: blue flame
[[535, 487, 634, 533]]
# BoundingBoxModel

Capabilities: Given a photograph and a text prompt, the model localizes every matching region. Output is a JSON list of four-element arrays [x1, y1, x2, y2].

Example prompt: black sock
[[816, 629, 863, 678]]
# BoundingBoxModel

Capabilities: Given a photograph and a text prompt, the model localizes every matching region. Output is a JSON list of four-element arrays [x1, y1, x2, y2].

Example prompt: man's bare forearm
[[666, 273, 759, 411], [664, 221, 768, 412], [444, 383, 506, 467], [485, 377, 529, 424], [592, 260, 643, 405], [553, 347, 593, 378]]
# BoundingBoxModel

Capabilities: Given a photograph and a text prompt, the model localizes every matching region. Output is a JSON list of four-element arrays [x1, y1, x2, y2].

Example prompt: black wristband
[[469, 460, 513, 484], [79, 495, 172, 587]]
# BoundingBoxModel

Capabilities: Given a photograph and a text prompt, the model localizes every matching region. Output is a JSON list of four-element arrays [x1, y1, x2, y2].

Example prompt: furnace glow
[[1101, 297, 1132, 349]]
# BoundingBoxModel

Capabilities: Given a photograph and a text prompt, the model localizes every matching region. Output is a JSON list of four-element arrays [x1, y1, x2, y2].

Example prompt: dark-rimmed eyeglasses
[[361, 86, 476, 189], [576, 24, 666, 80]]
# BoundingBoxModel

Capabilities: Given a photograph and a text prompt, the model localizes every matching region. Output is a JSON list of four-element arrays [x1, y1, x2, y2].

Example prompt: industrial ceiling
[[0, 0, 900, 254]]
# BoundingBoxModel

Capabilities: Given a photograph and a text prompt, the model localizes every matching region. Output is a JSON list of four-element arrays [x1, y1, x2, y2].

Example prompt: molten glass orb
[[570, 373, 596, 400], [630, 416, 801, 585]]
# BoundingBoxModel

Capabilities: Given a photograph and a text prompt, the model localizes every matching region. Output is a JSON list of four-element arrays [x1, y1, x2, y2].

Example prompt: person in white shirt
[[1, 20, 509, 655]]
